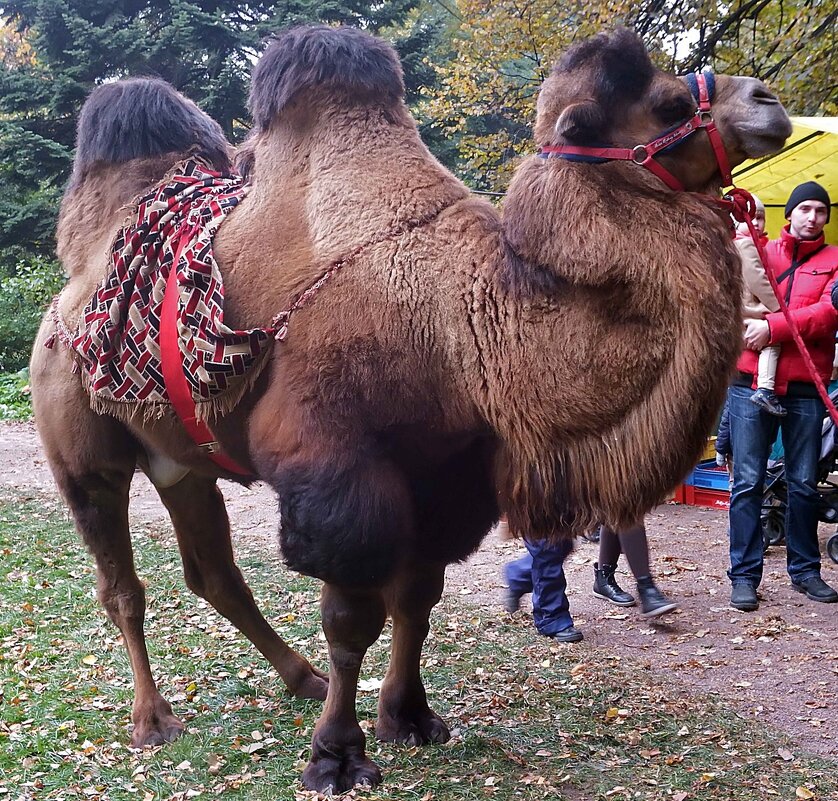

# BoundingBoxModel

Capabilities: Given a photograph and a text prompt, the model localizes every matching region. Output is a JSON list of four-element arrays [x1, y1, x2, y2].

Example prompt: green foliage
[[0, 367, 31, 419], [0, 251, 64, 372]]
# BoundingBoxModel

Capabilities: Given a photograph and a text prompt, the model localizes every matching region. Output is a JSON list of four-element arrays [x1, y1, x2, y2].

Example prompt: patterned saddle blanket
[[66, 159, 273, 420]]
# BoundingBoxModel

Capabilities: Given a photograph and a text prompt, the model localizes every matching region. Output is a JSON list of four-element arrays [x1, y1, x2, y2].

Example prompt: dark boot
[[593, 563, 636, 607], [635, 576, 678, 618]]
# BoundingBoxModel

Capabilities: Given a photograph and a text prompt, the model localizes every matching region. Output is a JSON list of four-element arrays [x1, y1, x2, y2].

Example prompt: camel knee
[[322, 590, 387, 655], [99, 585, 146, 627]]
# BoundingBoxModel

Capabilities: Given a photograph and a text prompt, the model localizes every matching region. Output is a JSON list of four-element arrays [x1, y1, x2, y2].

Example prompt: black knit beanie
[[784, 181, 831, 221]]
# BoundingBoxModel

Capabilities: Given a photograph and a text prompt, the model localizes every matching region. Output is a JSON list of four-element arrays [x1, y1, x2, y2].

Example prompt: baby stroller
[[760, 388, 838, 564]]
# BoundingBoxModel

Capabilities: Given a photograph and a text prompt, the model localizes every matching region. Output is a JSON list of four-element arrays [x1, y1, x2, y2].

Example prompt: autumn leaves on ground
[[2, 488, 837, 801]]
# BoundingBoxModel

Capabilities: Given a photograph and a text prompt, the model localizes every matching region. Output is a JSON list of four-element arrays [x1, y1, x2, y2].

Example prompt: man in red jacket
[[728, 181, 838, 611]]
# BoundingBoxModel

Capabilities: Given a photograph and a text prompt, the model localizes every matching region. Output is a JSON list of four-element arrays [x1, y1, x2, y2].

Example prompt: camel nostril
[[751, 87, 779, 105]]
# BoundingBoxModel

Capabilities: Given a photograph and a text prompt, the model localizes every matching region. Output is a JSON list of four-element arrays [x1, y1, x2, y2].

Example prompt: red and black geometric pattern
[[72, 159, 273, 410]]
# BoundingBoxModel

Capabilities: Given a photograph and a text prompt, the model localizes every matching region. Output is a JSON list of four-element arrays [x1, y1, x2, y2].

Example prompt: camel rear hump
[[69, 78, 231, 189]]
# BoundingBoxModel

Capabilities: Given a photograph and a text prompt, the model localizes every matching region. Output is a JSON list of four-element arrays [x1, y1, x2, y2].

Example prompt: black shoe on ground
[[750, 388, 787, 416], [550, 625, 584, 643], [503, 588, 523, 614], [730, 582, 759, 611], [593, 562, 636, 606], [636, 575, 678, 618], [791, 575, 838, 603]]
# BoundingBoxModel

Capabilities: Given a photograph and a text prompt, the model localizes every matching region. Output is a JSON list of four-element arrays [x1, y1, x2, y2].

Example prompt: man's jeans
[[727, 385, 824, 587], [505, 538, 573, 636]]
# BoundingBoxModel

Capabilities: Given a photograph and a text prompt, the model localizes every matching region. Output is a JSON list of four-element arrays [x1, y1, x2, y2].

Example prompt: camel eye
[[656, 97, 694, 126]]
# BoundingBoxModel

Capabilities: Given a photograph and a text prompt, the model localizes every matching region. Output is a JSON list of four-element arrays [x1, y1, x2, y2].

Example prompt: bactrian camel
[[30, 25, 790, 792]]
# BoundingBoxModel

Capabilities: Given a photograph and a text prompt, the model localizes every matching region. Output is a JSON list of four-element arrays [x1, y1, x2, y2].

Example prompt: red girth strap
[[160, 225, 252, 476]]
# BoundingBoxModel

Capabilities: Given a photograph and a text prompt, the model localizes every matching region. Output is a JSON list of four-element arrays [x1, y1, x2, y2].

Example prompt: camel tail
[[70, 77, 230, 187], [249, 25, 404, 129]]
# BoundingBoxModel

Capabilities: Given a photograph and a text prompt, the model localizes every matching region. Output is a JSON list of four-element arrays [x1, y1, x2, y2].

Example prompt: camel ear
[[555, 101, 607, 142]]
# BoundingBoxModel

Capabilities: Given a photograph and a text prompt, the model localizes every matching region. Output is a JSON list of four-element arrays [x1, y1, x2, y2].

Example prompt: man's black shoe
[[549, 625, 584, 643], [730, 583, 759, 611], [791, 575, 838, 603]]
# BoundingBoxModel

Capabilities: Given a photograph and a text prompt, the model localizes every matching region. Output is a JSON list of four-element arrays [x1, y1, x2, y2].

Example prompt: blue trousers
[[505, 538, 574, 636], [727, 385, 824, 587]]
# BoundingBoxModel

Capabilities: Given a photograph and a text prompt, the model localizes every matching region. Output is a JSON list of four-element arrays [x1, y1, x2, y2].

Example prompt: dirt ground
[[2, 419, 837, 759]]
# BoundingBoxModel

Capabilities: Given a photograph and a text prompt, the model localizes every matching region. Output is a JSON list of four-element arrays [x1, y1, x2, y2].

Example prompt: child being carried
[[735, 195, 785, 417]]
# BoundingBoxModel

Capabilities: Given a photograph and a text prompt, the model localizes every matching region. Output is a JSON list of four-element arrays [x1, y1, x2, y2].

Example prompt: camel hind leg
[[154, 473, 328, 701], [61, 464, 185, 746], [31, 363, 183, 745]]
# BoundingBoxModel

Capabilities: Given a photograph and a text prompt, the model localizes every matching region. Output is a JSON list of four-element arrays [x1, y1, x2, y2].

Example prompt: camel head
[[534, 28, 792, 192], [249, 25, 406, 130]]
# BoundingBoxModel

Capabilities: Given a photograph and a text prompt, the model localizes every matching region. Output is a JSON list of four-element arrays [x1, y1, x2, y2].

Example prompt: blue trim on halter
[[684, 70, 715, 103]]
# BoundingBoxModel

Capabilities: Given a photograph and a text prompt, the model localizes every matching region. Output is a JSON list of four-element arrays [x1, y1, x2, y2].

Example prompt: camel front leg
[[301, 583, 387, 793], [155, 474, 328, 701], [376, 562, 450, 745]]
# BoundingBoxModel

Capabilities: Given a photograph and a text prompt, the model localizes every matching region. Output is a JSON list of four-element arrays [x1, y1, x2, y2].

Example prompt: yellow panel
[[732, 118, 837, 241]]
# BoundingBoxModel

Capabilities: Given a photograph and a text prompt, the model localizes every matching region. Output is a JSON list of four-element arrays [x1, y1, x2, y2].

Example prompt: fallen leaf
[[358, 678, 383, 692]]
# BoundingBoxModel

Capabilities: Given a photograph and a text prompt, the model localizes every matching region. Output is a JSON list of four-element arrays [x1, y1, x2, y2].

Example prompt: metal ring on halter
[[631, 145, 648, 163], [699, 111, 714, 125]]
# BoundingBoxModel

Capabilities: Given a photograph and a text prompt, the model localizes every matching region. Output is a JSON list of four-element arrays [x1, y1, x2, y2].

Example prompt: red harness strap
[[160, 225, 252, 476]]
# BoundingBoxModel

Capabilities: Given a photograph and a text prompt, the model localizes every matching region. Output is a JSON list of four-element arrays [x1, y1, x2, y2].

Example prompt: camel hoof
[[130, 695, 185, 747], [130, 715, 185, 747], [300, 749, 382, 793], [376, 711, 450, 745]]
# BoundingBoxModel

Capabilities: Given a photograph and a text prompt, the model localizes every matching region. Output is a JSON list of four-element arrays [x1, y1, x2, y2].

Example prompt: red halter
[[539, 72, 733, 191]]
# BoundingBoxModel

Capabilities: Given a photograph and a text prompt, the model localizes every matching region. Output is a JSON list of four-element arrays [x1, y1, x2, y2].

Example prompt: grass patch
[[1, 491, 836, 800], [0, 369, 32, 421]]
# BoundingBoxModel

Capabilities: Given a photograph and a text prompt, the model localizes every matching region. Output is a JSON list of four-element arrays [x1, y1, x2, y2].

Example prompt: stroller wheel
[[828, 533, 838, 565], [761, 513, 785, 552]]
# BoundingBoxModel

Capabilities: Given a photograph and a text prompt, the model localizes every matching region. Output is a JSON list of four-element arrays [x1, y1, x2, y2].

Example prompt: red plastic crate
[[683, 484, 729, 510], [671, 484, 687, 504]]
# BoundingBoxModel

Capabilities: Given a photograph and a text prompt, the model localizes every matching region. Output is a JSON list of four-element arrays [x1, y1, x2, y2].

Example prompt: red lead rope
[[723, 189, 838, 427]]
